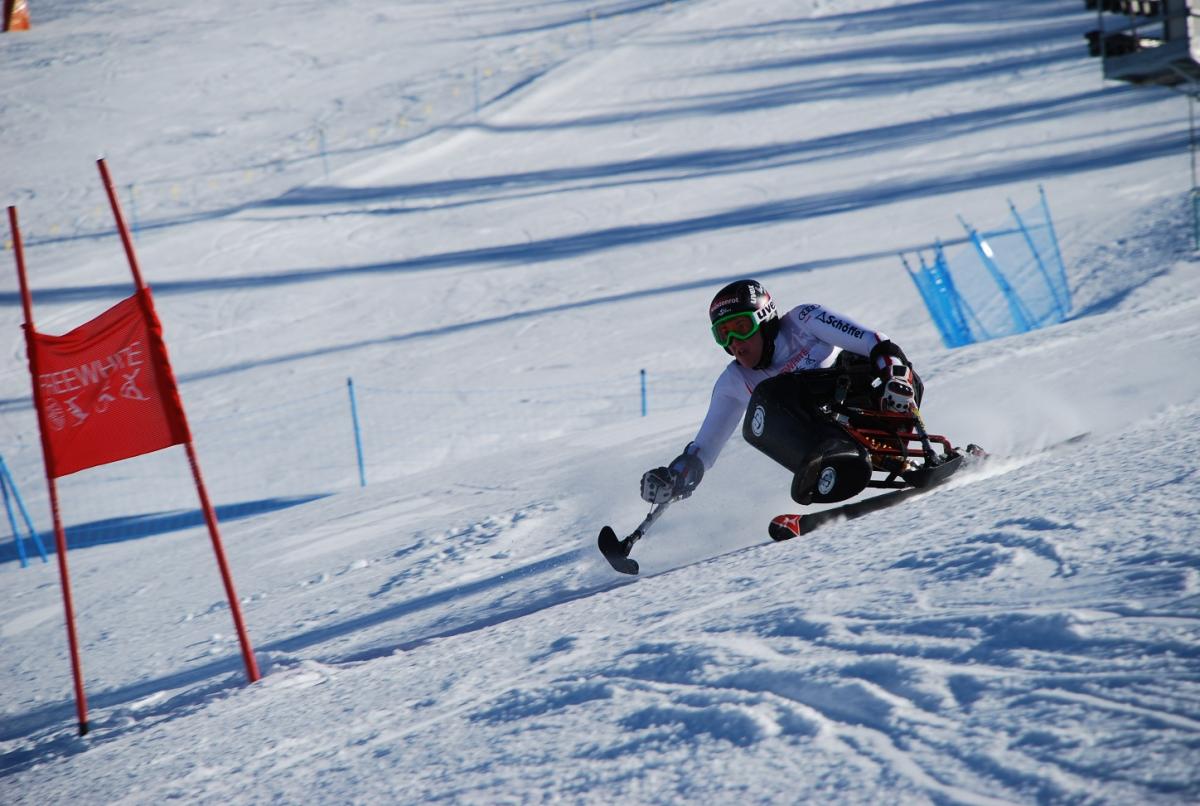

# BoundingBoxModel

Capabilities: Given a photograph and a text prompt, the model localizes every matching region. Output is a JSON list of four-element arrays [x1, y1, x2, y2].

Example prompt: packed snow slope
[[3, 0, 1200, 802]]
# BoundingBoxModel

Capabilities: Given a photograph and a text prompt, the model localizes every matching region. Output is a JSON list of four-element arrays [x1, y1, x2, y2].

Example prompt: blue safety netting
[[904, 187, 1070, 349]]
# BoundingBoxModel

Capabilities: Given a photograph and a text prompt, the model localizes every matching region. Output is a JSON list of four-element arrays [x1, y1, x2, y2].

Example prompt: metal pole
[[1189, 94, 1200, 250], [347, 377, 367, 487], [931, 242, 975, 346], [1037, 186, 1070, 316], [1190, 93, 1198, 192], [958, 216, 1033, 333], [640, 369, 647, 417], [1009, 199, 1066, 320], [10, 204, 90, 735], [184, 439, 261, 683], [1, 467, 28, 567], [98, 160, 148, 290], [901, 252, 951, 348], [98, 159, 260, 686], [0, 454, 48, 562]]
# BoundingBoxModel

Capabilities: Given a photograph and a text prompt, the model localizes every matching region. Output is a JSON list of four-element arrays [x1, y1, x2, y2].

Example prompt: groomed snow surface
[[2, 1, 1199, 802]]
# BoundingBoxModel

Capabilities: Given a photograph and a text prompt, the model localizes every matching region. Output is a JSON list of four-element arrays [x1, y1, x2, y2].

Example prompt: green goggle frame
[[711, 311, 762, 348]]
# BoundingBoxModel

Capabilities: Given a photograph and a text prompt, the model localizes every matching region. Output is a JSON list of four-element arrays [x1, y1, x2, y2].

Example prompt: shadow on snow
[[0, 495, 329, 567]]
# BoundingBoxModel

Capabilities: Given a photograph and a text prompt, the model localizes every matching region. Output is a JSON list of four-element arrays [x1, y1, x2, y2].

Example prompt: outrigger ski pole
[[597, 499, 673, 576]]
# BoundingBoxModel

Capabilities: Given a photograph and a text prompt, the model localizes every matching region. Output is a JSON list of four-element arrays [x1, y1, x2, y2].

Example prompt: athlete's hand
[[640, 467, 676, 504], [640, 447, 705, 503]]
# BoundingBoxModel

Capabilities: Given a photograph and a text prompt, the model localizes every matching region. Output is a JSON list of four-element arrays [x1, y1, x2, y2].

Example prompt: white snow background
[[3, 0, 1200, 802]]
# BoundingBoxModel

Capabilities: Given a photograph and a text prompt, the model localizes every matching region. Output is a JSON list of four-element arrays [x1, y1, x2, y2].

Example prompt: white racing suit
[[690, 303, 890, 472]]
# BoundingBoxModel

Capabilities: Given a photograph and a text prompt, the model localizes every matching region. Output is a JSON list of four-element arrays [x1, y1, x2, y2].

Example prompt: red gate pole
[[96, 159, 260, 683], [9, 205, 90, 735]]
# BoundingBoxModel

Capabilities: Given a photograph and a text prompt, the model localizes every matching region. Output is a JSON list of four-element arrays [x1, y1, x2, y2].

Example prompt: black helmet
[[708, 279, 780, 369]]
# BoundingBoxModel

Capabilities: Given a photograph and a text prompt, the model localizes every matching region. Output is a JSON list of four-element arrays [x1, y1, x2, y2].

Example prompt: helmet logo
[[709, 296, 740, 315], [818, 466, 837, 495], [751, 405, 766, 437]]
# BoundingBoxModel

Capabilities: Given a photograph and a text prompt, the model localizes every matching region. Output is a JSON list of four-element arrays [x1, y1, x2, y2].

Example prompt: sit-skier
[[639, 279, 921, 515]]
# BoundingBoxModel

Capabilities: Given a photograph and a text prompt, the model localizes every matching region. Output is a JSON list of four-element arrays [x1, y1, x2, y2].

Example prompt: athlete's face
[[730, 330, 763, 369]]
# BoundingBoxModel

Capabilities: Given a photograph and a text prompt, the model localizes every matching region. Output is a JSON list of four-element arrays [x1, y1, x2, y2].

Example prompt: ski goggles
[[711, 311, 761, 348]]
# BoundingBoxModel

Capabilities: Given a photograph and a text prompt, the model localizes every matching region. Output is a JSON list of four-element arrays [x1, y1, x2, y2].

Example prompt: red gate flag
[[10, 165, 260, 738], [28, 288, 191, 477]]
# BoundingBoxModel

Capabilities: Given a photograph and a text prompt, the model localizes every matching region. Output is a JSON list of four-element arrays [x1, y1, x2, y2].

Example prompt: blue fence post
[[958, 216, 1034, 334], [930, 242, 976, 345], [0, 455, 47, 567], [940, 244, 981, 343], [1, 472, 26, 567], [1190, 95, 1199, 250], [1009, 199, 1067, 321], [901, 252, 953, 348], [640, 369, 647, 417], [1193, 189, 1200, 252], [938, 242, 991, 343], [347, 378, 367, 488], [1038, 186, 1071, 315]]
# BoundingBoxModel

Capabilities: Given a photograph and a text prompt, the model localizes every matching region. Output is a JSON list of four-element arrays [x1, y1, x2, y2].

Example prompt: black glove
[[640, 444, 705, 504]]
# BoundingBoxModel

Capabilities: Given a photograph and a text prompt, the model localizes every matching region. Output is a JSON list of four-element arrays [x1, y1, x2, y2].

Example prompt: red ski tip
[[768, 514, 804, 542]]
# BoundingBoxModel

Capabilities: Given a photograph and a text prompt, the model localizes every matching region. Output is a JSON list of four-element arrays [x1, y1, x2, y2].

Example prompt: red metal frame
[[837, 407, 956, 470]]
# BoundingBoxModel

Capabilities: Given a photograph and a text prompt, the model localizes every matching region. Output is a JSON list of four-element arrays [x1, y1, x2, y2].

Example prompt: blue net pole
[[959, 217, 1034, 334], [1190, 97, 1199, 250], [901, 253, 956, 348], [934, 242, 989, 343], [347, 378, 367, 487], [929, 244, 975, 346], [1194, 190, 1200, 252], [1038, 186, 1071, 314], [0, 455, 47, 565], [1009, 199, 1067, 321], [1, 467, 28, 568]]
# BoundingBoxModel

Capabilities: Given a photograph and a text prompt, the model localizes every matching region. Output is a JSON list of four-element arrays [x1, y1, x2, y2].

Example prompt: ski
[[769, 484, 930, 541], [768, 433, 1090, 542]]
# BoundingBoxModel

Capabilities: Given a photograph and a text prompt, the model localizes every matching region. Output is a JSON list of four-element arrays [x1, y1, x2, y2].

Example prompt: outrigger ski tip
[[597, 525, 639, 575], [597, 500, 672, 576]]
